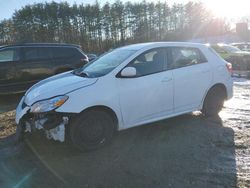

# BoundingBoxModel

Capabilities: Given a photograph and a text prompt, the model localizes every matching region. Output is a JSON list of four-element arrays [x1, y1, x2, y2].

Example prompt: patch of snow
[[233, 77, 250, 86]]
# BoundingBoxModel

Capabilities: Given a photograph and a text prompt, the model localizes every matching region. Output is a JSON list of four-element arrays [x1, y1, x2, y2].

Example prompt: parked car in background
[[16, 42, 233, 151], [231, 42, 250, 52], [87, 53, 98, 62], [210, 43, 250, 78], [0, 43, 88, 94]]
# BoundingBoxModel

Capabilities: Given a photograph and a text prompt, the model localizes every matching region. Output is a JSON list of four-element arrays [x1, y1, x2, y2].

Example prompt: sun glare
[[203, 0, 250, 19]]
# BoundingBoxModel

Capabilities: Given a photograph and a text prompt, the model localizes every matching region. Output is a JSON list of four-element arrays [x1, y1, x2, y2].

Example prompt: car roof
[[209, 43, 232, 48], [0, 43, 81, 49], [118, 42, 207, 51]]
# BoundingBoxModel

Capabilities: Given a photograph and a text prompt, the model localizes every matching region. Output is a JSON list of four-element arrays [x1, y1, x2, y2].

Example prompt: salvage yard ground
[[0, 78, 250, 188]]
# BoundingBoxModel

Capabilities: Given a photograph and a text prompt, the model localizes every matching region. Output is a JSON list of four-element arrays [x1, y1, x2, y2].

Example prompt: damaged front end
[[16, 95, 72, 142], [22, 112, 69, 142]]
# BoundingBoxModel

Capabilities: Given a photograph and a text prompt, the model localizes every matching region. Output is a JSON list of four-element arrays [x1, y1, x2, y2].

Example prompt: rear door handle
[[161, 77, 172, 82]]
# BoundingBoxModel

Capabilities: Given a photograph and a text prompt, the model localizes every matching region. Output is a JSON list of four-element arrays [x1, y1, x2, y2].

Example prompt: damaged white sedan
[[16, 42, 233, 151]]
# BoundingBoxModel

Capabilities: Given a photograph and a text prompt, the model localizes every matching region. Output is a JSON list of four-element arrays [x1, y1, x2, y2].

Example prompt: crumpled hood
[[24, 71, 98, 106]]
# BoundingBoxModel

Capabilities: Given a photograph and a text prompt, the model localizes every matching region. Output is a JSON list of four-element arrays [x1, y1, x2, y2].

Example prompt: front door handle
[[161, 77, 172, 82]]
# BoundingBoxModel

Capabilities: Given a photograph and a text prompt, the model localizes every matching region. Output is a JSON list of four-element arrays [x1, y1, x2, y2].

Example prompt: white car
[[15, 42, 233, 150]]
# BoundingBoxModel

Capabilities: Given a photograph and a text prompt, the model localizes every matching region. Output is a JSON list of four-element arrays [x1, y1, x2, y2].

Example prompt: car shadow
[[0, 113, 237, 188]]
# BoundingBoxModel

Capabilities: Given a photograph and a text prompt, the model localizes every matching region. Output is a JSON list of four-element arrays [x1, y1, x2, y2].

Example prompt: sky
[[0, 0, 250, 21]]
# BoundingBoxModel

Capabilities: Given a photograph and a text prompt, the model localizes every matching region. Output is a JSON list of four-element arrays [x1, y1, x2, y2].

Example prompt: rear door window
[[23, 48, 37, 60], [23, 47, 52, 61], [38, 47, 52, 59], [169, 47, 207, 69]]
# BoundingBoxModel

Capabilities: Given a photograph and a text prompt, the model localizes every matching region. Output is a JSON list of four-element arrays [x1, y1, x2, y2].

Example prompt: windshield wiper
[[79, 71, 90, 77]]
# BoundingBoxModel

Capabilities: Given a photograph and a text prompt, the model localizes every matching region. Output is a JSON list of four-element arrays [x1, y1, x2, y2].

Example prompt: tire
[[202, 87, 225, 117], [70, 109, 116, 151]]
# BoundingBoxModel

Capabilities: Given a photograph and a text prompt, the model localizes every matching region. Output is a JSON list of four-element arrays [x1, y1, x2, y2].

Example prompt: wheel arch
[[202, 83, 227, 108]]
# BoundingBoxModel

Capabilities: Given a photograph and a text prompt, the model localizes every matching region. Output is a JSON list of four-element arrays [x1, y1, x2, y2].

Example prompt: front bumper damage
[[16, 96, 73, 142], [17, 108, 70, 142], [22, 113, 69, 142]]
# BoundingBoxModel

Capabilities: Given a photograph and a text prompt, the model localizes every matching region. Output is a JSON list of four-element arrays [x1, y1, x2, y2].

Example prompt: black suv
[[0, 43, 88, 94]]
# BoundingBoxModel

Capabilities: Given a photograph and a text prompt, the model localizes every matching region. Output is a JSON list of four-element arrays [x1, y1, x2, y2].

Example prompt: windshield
[[74, 48, 136, 78], [222, 45, 241, 53]]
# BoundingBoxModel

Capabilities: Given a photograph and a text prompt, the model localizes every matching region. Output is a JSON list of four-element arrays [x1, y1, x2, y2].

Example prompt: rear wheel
[[70, 109, 116, 151], [202, 87, 226, 117]]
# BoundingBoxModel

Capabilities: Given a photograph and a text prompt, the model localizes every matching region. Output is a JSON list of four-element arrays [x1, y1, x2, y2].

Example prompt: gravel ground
[[220, 78, 250, 187], [0, 78, 249, 188]]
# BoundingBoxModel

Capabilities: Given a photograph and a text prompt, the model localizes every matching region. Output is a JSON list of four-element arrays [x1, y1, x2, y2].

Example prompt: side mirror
[[120, 67, 137, 78]]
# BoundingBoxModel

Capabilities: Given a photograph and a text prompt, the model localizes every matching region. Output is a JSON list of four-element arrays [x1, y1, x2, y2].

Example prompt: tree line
[[0, 1, 230, 53]]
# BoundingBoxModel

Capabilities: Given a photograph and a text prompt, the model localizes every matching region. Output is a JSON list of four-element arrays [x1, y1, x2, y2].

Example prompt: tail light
[[226, 62, 233, 75]]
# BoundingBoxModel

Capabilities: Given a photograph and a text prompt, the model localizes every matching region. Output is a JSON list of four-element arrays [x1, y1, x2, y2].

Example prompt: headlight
[[30, 95, 69, 113]]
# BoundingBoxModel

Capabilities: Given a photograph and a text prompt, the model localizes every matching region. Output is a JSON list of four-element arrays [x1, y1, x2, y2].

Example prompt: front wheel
[[70, 109, 116, 151], [202, 87, 226, 117]]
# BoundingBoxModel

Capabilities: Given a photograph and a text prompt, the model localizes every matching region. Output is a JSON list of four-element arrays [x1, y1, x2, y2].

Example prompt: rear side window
[[23, 47, 52, 61], [169, 47, 207, 69], [0, 48, 19, 62], [52, 47, 76, 58]]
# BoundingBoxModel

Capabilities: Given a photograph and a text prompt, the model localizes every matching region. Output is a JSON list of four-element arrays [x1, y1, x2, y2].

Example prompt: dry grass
[[0, 110, 16, 139]]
